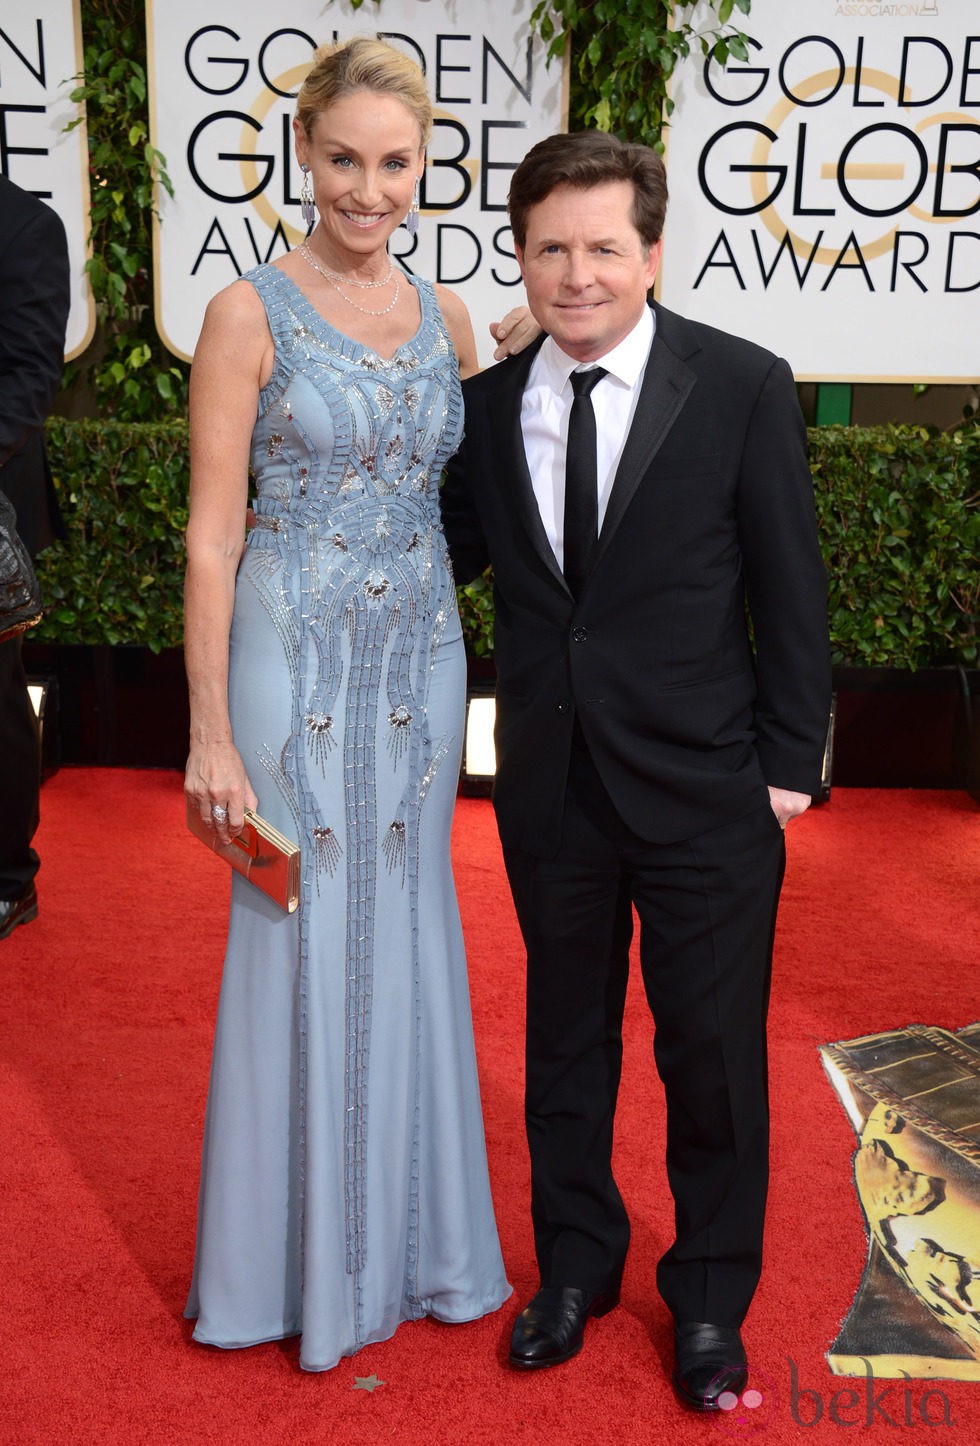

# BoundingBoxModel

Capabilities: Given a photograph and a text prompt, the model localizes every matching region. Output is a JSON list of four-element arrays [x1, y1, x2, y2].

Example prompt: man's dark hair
[[508, 131, 668, 251]]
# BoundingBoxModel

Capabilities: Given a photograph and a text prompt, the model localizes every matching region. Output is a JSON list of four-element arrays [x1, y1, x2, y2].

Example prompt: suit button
[[572, 626, 588, 643], [556, 700, 570, 715]]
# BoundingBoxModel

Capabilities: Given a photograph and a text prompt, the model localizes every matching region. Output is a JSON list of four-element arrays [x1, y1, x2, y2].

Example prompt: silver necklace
[[300, 242, 394, 288], [299, 242, 401, 316]]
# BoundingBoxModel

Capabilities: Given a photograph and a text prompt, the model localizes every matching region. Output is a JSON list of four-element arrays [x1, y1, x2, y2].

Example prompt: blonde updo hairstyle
[[296, 37, 433, 149]]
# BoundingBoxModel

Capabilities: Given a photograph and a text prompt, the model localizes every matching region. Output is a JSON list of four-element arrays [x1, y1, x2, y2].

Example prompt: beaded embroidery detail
[[240, 262, 464, 1340]]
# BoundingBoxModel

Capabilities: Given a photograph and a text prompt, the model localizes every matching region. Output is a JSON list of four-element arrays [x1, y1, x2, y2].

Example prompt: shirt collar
[[538, 305, 655, 394]]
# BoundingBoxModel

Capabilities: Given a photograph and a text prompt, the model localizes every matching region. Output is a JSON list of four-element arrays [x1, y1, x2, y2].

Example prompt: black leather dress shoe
[[0, 885, 38, 941], [672, 1321, 748, 1411], [508, 1285, 619, 1369]]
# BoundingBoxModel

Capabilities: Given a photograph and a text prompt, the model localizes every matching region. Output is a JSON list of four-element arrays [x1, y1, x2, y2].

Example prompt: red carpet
[[1, 772, 978, 1443]]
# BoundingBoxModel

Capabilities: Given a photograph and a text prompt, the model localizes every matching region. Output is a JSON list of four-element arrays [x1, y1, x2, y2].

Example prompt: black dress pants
[[0, 635, 41, 900], [502, 743, 786, 1327]]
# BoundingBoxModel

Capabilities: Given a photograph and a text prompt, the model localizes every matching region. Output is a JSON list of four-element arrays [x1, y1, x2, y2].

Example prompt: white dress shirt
[[520, 307, 655, 571]]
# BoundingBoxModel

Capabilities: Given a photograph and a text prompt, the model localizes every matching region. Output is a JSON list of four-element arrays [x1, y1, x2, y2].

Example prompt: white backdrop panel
[[0, 1, 94, 360], [147, 0, 566, 365], [659, 0, 978, 381]]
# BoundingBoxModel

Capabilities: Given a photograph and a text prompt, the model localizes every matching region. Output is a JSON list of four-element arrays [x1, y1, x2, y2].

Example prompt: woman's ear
[[292, 115, 309, 167]]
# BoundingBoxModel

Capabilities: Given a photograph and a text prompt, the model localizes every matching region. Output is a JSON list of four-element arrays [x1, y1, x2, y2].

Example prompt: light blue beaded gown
[[185, 265, 510, 1372]]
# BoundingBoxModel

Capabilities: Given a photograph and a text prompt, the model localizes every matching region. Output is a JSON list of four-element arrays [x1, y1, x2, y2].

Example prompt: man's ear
[[645, 238, 664, 289], [515, 241, 527, 283]]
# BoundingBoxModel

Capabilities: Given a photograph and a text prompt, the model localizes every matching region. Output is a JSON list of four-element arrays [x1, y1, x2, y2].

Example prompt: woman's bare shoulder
[[432, 283, 478, 377], [432, 281, 469, 329], [201, 275, 268, 330]]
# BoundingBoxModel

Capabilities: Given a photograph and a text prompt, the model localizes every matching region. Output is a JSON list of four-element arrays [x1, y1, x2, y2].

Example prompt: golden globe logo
[[691, 33, 978, 295]]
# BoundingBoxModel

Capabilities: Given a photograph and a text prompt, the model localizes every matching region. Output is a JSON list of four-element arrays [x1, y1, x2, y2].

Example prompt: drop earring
[[300, 164, 316, 229], [406, 176, 421, 237]]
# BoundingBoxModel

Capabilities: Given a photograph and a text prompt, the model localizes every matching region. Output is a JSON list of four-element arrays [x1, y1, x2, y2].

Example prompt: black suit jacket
[[0, 174, 70, 557], [441, 303, 832, 853]]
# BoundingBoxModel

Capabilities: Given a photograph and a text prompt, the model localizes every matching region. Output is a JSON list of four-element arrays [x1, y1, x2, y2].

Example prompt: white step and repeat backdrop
[[659, 0, 979, 381], [146, 0, 566, 366], [0, 0, 94, 359], [6, 2, 974, 381]]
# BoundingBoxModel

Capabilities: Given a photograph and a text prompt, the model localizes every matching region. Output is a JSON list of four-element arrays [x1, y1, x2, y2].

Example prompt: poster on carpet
[[821, 1022, 980, 1380]]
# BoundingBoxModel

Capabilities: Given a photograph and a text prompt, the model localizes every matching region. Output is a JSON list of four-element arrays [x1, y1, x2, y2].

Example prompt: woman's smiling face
[[294, 89, 423, 262]]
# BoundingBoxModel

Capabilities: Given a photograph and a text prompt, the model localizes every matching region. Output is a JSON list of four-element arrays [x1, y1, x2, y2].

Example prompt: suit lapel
[[593, 308, 698, 568], [495, 338, 569, 592]]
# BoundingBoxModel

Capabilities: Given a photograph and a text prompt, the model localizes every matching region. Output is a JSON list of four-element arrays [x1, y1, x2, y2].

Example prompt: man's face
[[515, 180, 662, 363]]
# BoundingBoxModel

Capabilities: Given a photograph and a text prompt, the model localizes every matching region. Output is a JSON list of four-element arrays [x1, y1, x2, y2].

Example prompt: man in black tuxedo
[[442, 133, 830, 1409], [0, 173, 70, 939]]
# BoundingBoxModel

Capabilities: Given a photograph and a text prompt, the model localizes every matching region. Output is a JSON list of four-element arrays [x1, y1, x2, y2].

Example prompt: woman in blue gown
[[182, 37, 529, 1372]]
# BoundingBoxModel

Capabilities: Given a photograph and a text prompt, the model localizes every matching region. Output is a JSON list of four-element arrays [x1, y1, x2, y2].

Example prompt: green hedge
[[37, 417, 978, 669], [38, 417, 189, 651], [810, 424, 978, 669]]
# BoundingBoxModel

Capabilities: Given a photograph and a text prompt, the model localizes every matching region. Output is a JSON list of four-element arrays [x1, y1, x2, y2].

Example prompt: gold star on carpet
[[353, 1373, 385, 1393]]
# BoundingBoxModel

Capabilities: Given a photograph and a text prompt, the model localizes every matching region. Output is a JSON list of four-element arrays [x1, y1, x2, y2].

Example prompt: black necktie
[[563, 367, 606, 597]]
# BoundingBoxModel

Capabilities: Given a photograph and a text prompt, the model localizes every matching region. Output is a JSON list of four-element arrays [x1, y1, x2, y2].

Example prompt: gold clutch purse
[[185, 800, 300, 913]]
